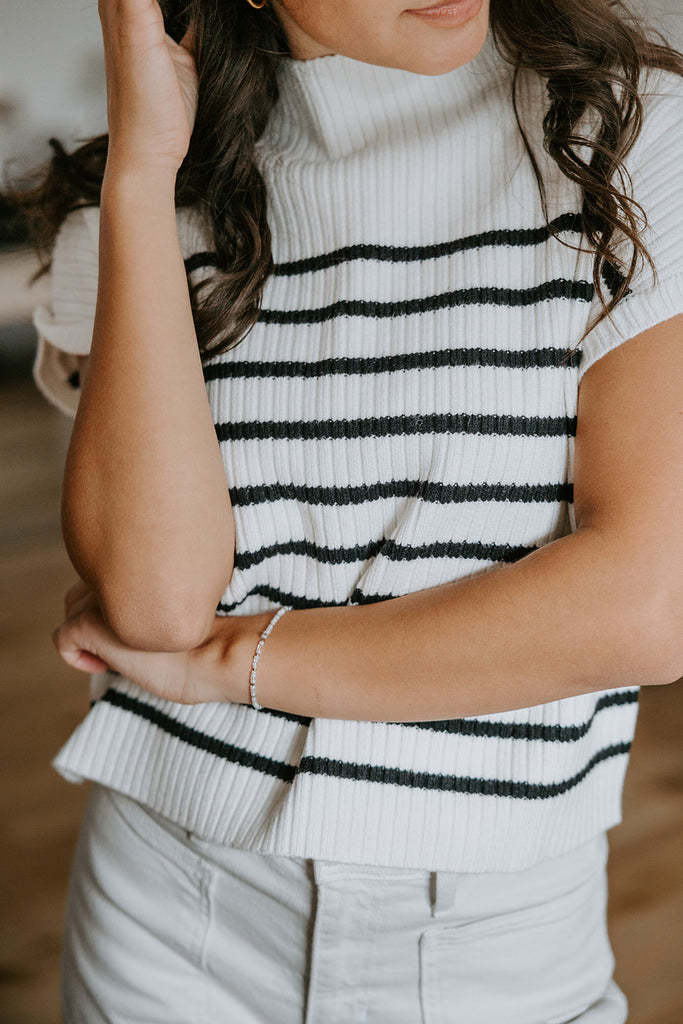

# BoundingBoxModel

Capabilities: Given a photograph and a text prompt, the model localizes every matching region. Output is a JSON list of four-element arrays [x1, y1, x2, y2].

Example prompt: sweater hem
[[53, 690, 636, 874]]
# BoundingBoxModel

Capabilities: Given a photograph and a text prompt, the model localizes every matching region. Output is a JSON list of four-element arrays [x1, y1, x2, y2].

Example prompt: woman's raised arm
[[62, 0, 234, 652]]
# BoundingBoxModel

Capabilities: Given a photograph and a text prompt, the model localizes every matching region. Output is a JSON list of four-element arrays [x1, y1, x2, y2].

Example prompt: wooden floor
[[1, 370, 682, 1024]]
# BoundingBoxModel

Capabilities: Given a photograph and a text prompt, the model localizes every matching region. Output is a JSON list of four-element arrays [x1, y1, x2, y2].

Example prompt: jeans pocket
[[91, 786, 212, 965], [419, 869, 614, 1024]]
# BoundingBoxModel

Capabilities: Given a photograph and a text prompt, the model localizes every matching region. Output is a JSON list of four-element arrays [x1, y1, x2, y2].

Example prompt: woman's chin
[[373, 16, 490, 76]]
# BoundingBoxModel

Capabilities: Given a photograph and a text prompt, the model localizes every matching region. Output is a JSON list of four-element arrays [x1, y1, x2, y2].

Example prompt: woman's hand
[[53, 582, 271, 706], [99, 0, 198, 178]]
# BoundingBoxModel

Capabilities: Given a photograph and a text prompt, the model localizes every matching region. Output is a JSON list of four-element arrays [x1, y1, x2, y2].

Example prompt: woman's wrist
[[101, 163, 178, 207], [202, 612, 275, 707]]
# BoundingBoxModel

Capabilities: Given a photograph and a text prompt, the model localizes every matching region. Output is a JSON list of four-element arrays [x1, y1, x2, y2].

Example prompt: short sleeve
[[32, 205, 101, 416], [31, 203, 212, 416], [578, 69, 683, 383]]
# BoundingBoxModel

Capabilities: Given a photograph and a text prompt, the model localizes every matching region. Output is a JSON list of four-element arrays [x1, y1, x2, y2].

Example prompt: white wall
[[0, 0, 106, 174]]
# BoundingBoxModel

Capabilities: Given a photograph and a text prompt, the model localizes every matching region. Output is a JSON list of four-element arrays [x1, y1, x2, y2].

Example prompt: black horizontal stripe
[[216, 413, 576, 443], [234, 537, 536, 572], [184, 213, 584, 280], [184, 252, 219, 274], [99, 689, 632, 800], [93, 679, 312, 728], [266, 706, 313, 728], [601, 259, 630, 298], [217, 585, 347, 614], [99, 689, 299, 779], [203, 345, 581, 382], [297, 742, 631, 798], [350, 589, 395, 605], [217, 583, 448, 612], [234, 539, 381, 571], [230, 480, 573, 508], [97, 681, 635, 743], [258, 280, 594, 326], [404, 690, 639, 742], [274, 213, 584, 276]]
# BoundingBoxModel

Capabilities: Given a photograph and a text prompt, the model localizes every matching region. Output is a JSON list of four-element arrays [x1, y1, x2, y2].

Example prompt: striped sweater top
[[34, 33, 683, 872]]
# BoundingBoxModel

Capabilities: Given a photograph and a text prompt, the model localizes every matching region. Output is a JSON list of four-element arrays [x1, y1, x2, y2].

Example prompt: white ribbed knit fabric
[[34, 34, 683, 871]]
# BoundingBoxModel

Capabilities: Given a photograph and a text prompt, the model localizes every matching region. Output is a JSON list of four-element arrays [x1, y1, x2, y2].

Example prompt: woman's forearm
[[52, 523, 680, 716], [55, 318, 682, 715], [224, 524, 680, 720], [62, 171, 233, 651]]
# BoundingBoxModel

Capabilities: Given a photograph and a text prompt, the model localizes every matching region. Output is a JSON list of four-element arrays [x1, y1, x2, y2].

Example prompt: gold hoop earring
[[246, 0, 267, 8]]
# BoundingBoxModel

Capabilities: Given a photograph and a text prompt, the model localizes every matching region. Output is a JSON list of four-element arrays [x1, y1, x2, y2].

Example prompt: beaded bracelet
[[249, 607, 289, 711]]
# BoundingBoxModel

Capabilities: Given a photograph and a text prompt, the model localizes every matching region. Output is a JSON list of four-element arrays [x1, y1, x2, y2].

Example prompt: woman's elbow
[[95, 558, 232, 652], [624, 584, 683, 687], [100, 589, 221, 652], [62, 524, 233, 651]]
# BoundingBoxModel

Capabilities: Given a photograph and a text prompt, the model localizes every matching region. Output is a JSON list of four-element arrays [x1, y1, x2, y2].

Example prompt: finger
[[53, 608, 111, 673], [98, 0, 167, 61], [164, 32, 197, 70], [98, 0, 162, 31], [178, 24, 195, 56], [64, 578, 91, 617], [59, 645, 110, 674], [54, 608, 149, 684], [53, 628, 110, 673], [65, 591, 100, 622]]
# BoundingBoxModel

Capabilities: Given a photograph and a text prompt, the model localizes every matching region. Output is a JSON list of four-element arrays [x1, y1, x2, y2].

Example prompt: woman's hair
[[8, 0, 683, 356]]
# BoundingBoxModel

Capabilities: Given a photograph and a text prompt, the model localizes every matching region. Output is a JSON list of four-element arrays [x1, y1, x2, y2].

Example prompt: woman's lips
[[406, 0, 483, 25]]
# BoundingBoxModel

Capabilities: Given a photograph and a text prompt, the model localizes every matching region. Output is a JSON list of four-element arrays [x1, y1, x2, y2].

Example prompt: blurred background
[[1, 1, 682, 1022]]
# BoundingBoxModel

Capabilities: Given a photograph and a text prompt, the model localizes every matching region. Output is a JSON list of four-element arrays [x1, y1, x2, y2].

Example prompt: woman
[[23, 0, 683, 1019]]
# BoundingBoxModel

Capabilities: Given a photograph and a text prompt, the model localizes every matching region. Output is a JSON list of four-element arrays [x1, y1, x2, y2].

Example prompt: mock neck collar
[[262, 30, 508, 161]]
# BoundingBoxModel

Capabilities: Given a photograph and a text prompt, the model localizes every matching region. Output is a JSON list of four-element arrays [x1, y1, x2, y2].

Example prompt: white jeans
[[62, 784, 628, 1024]]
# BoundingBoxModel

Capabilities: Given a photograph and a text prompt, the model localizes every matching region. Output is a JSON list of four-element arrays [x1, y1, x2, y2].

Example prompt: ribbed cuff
[[579, 272, 683, 384]]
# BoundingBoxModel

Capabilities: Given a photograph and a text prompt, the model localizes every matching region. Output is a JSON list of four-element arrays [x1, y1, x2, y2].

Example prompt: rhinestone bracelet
[[249, 607, 289, 711]]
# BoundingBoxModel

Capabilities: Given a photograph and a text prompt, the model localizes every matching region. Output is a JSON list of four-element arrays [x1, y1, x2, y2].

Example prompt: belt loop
[[431, 870, 458, 917], [313, 859, 338, 886], [313, 859, 325, 886]]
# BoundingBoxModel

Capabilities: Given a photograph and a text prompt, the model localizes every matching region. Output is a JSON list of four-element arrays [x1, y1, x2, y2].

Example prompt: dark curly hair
[[6, 0, 683, 356]]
